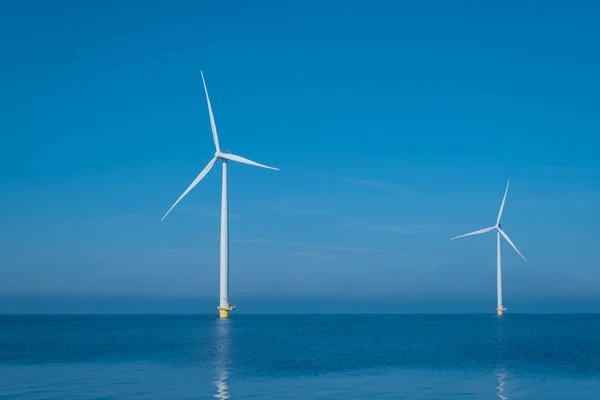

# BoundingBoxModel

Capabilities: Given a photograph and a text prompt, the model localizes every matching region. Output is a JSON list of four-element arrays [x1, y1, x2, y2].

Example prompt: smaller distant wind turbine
[[451, 179, 527, 315]]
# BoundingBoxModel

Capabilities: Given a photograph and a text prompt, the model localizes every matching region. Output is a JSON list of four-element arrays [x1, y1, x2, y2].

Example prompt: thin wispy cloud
[[285, 251, 334, 260], [177, 205, 243, 219], [230, 236, 421, 258], [314, 173, 407, 191], [341, 177, 404, 190], [250, 196, 332, 216], [108, 211, 147, 221], [346, 223, 456, 235], [231, 237, 387, 254], [246, 175, 409, 216], [534, 165, 600, 177], [513, 191, 600, 208], [65, 211, 148, 228], [319, 244, 387, 254], [173, 235, 407, 259], [233, 238, 298, 245], [156, 248, 200, 254]]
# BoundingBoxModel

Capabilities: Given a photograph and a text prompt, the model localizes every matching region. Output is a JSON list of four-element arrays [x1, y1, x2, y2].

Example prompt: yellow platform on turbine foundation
[[218, 303, 236, 319], [497, 308, 506, 315]]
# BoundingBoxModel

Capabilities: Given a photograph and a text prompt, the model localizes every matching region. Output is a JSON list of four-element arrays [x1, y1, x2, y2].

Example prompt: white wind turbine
[[451, 179, 527, 315], [161, 71, 279, 318]]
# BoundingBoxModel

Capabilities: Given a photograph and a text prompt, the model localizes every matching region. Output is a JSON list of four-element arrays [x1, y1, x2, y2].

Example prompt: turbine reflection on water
[[213, 319, 232, 399], [496, 369, 508, 400], [492, 314, 508, 399]]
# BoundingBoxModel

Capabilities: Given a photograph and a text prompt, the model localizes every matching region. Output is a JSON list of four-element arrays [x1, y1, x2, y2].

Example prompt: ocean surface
[[0, 314, 599, 399]]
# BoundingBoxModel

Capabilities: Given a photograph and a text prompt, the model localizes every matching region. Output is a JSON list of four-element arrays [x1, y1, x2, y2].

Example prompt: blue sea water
[[0, 314, 599, 399]]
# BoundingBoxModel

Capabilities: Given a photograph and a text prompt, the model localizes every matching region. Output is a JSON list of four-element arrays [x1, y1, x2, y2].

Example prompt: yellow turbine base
[[497, 309, 504, 315], [219, 309, 229, 318]]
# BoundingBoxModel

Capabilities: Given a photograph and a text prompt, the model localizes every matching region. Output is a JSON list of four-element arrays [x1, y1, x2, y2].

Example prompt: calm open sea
[[0, 314, 599, 399]]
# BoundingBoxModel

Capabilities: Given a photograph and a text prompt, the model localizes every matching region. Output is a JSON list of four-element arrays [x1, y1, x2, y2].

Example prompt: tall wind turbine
[[161, 71, 279, 318], [451, 179, 527, 315]]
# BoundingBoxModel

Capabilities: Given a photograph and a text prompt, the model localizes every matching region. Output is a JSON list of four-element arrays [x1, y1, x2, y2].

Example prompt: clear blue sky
[[1, 0, 599, 313]]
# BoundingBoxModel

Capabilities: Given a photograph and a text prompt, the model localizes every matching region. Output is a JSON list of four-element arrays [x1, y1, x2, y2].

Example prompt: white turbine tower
[[451, 179, 527, 315], [161, 71, 279, 318]]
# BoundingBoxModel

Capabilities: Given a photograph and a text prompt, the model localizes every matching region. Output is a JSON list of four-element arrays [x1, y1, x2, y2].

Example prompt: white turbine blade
[[200, 71, 220, 153], [161, 157, 218, 221], [220, 153, 279, 171], [450, 226, 495, 240], [498, 228, 527, 262], [496, 179, 510, 225]]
